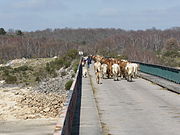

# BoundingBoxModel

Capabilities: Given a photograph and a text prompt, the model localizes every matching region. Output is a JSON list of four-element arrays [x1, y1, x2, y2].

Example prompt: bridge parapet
[[132, 61, 180, 84], [54, 58, 82, 135]]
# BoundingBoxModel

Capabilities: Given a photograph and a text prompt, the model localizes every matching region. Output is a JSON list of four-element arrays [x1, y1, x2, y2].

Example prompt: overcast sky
[[0, 0, 180, 31]]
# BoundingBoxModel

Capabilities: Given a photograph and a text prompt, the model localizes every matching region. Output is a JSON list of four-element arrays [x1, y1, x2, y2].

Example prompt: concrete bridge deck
[[73, 64, 180, 135]]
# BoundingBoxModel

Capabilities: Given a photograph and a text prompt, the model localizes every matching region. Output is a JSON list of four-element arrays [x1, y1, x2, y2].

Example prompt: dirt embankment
[[0, 58, 76, 121]]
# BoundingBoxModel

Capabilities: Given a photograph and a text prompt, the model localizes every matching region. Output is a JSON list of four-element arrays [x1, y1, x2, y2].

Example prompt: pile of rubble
[[0, 87, 66, 120], [16, 90, 66, 119]]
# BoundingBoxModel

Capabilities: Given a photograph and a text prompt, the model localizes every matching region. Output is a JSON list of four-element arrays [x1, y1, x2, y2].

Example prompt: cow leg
[[134, 73, 137, 79], [127, 75, 130, 82], [118, 73, 120, 81], [95, 73, 98, 84], [107, 70, 110, 78], [96, 76, 99, 84], [130, 76, 132, 82], [130, 75, 133, 82], [97, 73, 100, 84], [98, 75, 99, 84], [102, 74, 105, 79], [128, 75, 132, 82], [99, 74, 102, 84], [99, 75, 101, 84]]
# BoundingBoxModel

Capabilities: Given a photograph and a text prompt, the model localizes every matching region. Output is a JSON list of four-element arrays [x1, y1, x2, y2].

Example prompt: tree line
[[0, 27, 180, 67]]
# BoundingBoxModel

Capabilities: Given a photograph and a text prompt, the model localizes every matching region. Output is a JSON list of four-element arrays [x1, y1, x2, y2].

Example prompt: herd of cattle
[[82, 55, 139, 84]]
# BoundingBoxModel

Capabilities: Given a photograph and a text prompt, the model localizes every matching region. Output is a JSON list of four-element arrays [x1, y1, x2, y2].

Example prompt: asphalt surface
[[88, 64, 180, 135]]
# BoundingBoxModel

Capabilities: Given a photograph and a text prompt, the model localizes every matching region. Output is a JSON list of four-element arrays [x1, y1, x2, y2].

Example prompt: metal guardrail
[[132, 61, 180, 84], [54, 58, 82, 135]]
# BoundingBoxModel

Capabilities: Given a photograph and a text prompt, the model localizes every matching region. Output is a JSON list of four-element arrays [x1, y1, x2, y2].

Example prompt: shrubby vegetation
[[158, 38, 180, 67], [45, 49, 78, 75], [65, 80, 73, 90], [0, 65, 34, 84], [0, 28, 6, 35], [5, 75, 17, 84], [0, 49, 79, 84], [72, 59, 79, 73]]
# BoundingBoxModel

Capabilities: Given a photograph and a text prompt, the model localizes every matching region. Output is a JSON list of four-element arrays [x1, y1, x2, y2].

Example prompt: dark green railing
[[133, 62, 180, 84]]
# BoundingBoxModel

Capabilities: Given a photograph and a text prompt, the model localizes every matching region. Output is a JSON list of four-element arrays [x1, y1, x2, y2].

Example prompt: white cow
[[101, 64, 108, 79], [94, 61, 102, 84], [82, 67, 88, 78], [112, 64, 120, 81], [131, 63, 139, 78], [121, 59, 128, 62], [125, 63, 134, 82]]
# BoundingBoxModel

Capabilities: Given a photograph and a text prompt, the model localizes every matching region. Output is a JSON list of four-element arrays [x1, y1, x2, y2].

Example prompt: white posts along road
[[88, 64, 180, 135]]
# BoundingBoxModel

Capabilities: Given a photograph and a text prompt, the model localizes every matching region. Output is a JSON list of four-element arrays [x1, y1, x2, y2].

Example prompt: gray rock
[[43, 107, 50, 112]]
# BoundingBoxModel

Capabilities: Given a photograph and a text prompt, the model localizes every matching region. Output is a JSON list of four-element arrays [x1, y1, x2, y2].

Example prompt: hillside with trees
[[0, 27, 180, 67]]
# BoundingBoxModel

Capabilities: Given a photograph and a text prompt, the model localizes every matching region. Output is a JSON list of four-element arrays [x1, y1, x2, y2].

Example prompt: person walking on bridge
[[87, 56, 91, 68]]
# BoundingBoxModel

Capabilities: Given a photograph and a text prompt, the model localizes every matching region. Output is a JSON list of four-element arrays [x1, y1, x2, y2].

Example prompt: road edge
[[139, 72, 180, 94]]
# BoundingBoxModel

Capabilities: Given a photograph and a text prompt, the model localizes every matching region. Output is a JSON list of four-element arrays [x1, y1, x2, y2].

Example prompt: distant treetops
[[0, 28, 6, 35], [0, 28, 23, 36]]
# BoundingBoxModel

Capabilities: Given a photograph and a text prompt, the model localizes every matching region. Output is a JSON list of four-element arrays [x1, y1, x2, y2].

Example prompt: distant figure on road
[[83, 66, 88, 78], [82, 57, 86, 67], [94, 61, 102, 84], [87, 56, 91, 68]]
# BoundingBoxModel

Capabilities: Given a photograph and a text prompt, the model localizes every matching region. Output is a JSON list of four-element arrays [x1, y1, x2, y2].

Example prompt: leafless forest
[[0, 28, 180, 67]]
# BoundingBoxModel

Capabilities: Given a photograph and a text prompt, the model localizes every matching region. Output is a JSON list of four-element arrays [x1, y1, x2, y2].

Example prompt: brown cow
[[118, 60, 128, 79], [100, 58, 113, 78]]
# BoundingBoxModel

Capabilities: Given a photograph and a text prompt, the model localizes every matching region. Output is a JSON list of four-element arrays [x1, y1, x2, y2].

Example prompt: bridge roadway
[[74, 64, 180, 135]]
